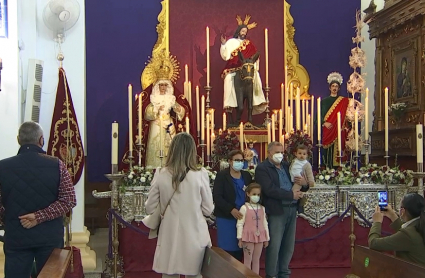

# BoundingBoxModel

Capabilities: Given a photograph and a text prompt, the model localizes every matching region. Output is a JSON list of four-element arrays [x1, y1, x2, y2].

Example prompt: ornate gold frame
[[141, 0, 311, 99]]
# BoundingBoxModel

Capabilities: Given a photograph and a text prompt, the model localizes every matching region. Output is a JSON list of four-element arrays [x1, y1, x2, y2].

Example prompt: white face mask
[[250, 195, 260, 204], [272, 153, 284, 164]]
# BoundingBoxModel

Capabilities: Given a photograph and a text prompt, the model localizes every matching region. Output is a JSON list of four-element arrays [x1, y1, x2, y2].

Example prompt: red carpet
[[120, 268, 350, 278]]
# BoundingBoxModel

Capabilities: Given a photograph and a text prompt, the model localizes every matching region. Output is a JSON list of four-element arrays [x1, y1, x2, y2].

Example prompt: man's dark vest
[[0, 144, 63, 249]]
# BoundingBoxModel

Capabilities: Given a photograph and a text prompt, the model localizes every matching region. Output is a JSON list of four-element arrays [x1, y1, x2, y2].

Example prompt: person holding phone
[[369, 193, 425, 266]]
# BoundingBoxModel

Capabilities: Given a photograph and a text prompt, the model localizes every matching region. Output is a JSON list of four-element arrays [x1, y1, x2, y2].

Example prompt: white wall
[[361, 0, 385, 153], [0, 0, 19, 159], [16, 0, 86, 232]]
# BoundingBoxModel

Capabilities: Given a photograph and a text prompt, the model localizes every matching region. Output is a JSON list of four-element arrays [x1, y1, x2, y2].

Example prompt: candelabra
[[353, 154, 360, 172], [128, 150, 134, 169], [199, 141, 206, 166], [204, 85, 212, 108], [413, 163, 425, 197], [316, 140, 323, 168], [337, 155, 343, 168], [136, 142, 143, 167], [206, 154, 211, 168], [104, 172, 125, 278], [263, 86, 271, 126], [384, 151, 389, 167], [363, 138, 370, 165]]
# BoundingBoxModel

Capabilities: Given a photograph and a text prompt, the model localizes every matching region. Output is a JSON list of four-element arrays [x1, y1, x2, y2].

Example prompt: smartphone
[[378, 191, 388, 211]]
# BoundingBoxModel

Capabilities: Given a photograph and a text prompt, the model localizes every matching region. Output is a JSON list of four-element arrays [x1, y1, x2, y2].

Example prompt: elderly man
[[255, 141, 309, 278], [0, 121, 76, 278]]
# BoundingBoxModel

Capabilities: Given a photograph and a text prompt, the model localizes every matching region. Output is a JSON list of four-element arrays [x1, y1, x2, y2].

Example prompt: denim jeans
[[265, 206, 297, 278]]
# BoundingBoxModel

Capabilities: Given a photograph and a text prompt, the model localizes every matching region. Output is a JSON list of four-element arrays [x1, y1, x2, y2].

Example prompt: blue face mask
[[232, 161, 244, 171]]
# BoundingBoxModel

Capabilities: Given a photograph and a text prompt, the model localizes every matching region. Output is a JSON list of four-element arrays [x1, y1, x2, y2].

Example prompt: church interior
[[1, 0, 425, 277]]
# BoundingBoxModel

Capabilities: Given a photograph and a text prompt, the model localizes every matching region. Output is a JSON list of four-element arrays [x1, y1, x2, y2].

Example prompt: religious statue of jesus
[[220, 15, 266, 124]]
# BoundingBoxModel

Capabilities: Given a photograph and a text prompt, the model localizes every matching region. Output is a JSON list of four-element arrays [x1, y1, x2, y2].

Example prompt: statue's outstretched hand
[[221, 34, 226, 44]]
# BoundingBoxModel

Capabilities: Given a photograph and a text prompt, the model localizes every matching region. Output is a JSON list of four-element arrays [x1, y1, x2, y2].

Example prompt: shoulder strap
[[161, 167, 190, 216]]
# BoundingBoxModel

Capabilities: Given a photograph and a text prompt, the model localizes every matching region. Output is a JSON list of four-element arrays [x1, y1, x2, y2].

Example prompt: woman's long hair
[[401, 193, 425, 244], [165, 133, 199, 191]]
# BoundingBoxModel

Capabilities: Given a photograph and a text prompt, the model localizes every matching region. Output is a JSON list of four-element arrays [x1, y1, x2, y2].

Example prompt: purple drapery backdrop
[[85, 0, 360, 182]]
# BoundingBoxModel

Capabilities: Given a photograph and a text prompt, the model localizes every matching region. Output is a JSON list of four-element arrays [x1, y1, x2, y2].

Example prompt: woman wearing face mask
[[369, 193, 425, 266], [213, 149, 253, 261]]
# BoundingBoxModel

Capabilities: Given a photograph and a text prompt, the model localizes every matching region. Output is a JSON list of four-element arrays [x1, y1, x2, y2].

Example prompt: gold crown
[[236, 15, 257, 30], [143, 50, 180, 85]]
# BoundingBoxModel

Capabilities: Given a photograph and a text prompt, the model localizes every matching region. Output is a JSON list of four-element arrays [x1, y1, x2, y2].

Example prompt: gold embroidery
[[323, 96, 344, 122]]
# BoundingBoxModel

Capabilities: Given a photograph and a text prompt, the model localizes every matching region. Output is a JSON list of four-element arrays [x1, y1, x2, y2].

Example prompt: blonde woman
[[145, 133, 214, 278]]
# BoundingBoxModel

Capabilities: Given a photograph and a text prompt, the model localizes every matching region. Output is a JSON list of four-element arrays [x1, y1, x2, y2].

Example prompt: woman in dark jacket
[[213, 149, 253, 261]]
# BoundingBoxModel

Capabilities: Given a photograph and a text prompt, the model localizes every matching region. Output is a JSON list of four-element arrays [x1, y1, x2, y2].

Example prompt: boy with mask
[[255, 141, 309, 278]]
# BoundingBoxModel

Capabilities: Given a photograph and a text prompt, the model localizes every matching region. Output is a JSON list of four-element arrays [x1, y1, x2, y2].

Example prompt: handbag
[[142, 168, 189, 239]]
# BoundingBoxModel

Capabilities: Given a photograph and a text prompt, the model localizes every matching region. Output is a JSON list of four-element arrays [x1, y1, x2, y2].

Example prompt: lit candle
[[365, 88, 369, 142], [206, 26, 210, 86], [267, 123, 271, 144], [240, 122, 244, 151], [296, 87, 301, 130], [211, 132, 216, 154], [385, 87, 389, 152], [206, 113, 210, 156], [337, 112, 342, 158], [417, 124, 423, 163], [111, 122, 118, 165], [279, 109, 283, 143], [186, 116, 190, 133], [310, 96, 314, 141], [223, 112, 227, 131], [355, 109, 359, 153], [128, 84, 133, 152], [201, 95, 205, 142], [265, 28, 269, 87], [219, 128, 222, 135], [138, 93, 142, 143], [196, 86, 200, 133], [185, 64, 188, 83], [317, 97, 321, 141], [271, 114, 276, 142]]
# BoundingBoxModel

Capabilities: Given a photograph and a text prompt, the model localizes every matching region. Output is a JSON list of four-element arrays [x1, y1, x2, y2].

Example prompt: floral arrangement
[[284, 130, 313, 162], [315, 164, 414, 186], [204, 166, 217, 184], [389, 102, 407, 121], [212, 130, 241, 161], [120, 165, 156, 192]]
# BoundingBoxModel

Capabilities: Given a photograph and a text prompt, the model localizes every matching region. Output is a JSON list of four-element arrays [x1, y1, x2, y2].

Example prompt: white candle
[[337, 112, 342, 158], [185, 64, 188, 83], [201, 95, 205, 141], [288, 107, 291, 135], [196, 86, 200, 133], [317, 97, 321, 141], [385, 87, 389, 152], [296, 87, 301, 130], [417, 124, 423, 163], [128, 84, 133, 152], [138, 93, 142, 143], [290, 114, 294, 133], [210, 108, 215, 131], [267, 123, 271, 144], [211, 133, 216, 154], [306, 114, 311, 135], [265, 28, 269, 87], [302, 100, 305, 129], [188, 81, 192, 107], [186, 116, 190, 133], [160, 116, 163, 153], [305, 100, 309, 131], [310, 96, 314, 141], [240, 122, 244, 151], [271, 114, 276, 142], [281, 83, 284, 115], [285, 81, 289, 131], [281, 135, 285, 148], [111, 122, 118, 165], [206, 27, 210, 86], [284, 67, 288, 111], [365, 88, 369, 142], [223, 112, 227, 131], [290, 84, 293, 131], [279, 109, 283, 143], [355, 109, 359, 153], [206, 113, 210, 156]]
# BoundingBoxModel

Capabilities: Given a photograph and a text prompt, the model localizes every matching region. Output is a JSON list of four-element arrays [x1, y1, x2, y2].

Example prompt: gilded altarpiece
[[367, 0, 425, 167]]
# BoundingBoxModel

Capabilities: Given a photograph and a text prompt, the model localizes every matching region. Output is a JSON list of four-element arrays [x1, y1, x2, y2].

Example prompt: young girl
[[236, 183, 269, 274]]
